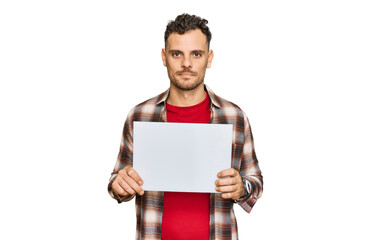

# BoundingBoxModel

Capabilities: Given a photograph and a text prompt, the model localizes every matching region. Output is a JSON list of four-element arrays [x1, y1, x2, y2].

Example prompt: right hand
[[112, 166, 144, 197]]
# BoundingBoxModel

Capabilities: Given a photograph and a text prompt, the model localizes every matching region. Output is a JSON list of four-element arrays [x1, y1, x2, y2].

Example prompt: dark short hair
[[164, 13, 212, 49]]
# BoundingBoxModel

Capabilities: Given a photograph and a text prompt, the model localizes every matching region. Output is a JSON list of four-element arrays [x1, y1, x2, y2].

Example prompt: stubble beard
[[170, 76, 204, 91], [168, 69, 206, 91]]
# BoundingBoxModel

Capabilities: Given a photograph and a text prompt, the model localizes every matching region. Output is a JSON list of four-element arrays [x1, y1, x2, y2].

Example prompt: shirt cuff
[[234, 178, 251, 203]]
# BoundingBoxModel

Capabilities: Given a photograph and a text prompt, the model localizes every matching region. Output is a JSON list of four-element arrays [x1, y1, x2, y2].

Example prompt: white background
[[1, 0, 370, 239]]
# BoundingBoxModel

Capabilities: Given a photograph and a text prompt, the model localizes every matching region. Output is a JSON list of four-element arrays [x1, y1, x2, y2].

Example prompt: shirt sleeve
[[108, 109, 136, 203], [236, 111, 263, 213]]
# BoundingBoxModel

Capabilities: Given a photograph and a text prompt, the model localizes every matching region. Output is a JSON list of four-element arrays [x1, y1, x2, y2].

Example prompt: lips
[[180, 73, 194, 77], [177, 71, 196, 77]]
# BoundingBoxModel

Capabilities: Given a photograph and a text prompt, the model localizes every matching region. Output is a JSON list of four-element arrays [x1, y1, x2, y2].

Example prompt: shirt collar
[[155, 84, 221, 109]]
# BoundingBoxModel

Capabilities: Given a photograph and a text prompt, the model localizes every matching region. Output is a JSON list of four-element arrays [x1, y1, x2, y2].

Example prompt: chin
[[173, 81, 203, 91]]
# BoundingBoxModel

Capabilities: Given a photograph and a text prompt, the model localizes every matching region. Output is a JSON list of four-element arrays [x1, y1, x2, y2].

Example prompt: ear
[[207, 49, 214, 68], [161, 48, 167, 66]]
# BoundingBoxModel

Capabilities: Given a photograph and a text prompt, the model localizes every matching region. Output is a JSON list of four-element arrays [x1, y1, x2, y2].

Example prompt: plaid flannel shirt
[[108, 85, 263, 240]]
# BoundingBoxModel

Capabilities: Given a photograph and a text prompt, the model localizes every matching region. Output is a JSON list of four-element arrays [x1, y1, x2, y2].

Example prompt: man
[[108, 13, 263, 240]]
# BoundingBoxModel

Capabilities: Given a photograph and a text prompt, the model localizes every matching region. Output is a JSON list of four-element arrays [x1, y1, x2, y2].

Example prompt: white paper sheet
[[133, 121, 233, 193]]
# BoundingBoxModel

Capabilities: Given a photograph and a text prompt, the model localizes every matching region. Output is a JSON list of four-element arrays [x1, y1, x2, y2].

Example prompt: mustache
[[176, 69, 197, 75]]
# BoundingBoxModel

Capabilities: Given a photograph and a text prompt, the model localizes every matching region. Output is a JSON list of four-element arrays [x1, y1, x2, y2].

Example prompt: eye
[[172, 52, 181, 57], [193, 52, 202, 57]]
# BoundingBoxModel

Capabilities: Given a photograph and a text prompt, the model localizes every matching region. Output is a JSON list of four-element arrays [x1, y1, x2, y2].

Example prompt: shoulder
[[208, 87, 246, 119], [125, 89, 168, 122]]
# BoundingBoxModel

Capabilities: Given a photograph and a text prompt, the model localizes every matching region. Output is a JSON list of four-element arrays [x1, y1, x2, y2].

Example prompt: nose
[[181, 56, 192, 69]]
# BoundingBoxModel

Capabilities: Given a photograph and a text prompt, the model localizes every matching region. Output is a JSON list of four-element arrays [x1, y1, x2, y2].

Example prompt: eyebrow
[[168, 49, 206, 54], [192, 50, 206, 54]]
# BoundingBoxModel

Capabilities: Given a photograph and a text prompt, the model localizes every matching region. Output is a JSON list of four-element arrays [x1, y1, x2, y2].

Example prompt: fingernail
[[139, 181, 143, 185], [217, 173, 221, 177], [140, 191, 144, 195]]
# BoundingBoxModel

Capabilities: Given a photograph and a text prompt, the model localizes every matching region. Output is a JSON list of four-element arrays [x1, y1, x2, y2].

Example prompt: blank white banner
[[133, 121, 233, 193]]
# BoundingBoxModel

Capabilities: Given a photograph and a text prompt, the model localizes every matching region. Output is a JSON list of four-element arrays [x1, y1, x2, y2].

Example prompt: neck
[[167, 83, 206, 107]]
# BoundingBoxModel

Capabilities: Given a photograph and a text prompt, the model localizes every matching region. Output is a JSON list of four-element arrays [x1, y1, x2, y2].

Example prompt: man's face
[[161, 29, 214, 91]]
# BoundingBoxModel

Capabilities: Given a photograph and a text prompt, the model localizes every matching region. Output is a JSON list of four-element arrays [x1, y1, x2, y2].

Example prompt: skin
[[161, 29, 213, 107], [112, 29, 245, 200], [215, 168, 245, 200]]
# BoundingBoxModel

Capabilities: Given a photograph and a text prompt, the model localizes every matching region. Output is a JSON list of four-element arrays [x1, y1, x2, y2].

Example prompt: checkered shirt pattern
[[108, 85, 263, 240]]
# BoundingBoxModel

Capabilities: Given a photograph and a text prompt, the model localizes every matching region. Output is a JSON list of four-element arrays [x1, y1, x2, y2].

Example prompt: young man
[[108, 14, 263, 240]]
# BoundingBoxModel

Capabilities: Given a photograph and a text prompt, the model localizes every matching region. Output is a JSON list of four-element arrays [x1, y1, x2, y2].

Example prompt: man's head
[[164, 14, 212, 50], [162, 14, 214, 92]]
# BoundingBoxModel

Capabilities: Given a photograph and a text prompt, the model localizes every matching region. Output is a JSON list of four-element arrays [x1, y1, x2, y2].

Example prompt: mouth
[[177, 72, 196, 77], [180, 73, 194, 77]]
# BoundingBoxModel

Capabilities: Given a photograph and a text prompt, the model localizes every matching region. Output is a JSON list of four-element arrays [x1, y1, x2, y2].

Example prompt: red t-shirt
[[161, 92, 211, 240]]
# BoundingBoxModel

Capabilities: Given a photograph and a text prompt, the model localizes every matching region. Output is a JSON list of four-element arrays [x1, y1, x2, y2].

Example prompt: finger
[[127, 168, 143, 186], [119, 167, 144, 186], [117, 177, 136, 195], [120, 170, 144, 195], [221, 192, 241, 200], [124, 176, 144, 195], [112, 180, 128, 196], [221, 192, 234, 199], [217, 168, 238, 178], [215, 185, 237, 193], [215, 177, 237, 186], [121, 167, 144, 195]]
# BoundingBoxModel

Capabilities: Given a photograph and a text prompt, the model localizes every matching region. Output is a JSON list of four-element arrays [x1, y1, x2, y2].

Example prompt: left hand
[[215, 168, 245, 200]]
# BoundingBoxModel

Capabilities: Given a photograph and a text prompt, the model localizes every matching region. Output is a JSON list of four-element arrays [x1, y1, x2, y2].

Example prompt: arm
[[215, 112, 263, 213], [108, 111, 144, 203], [236, 112, 263, 213]]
